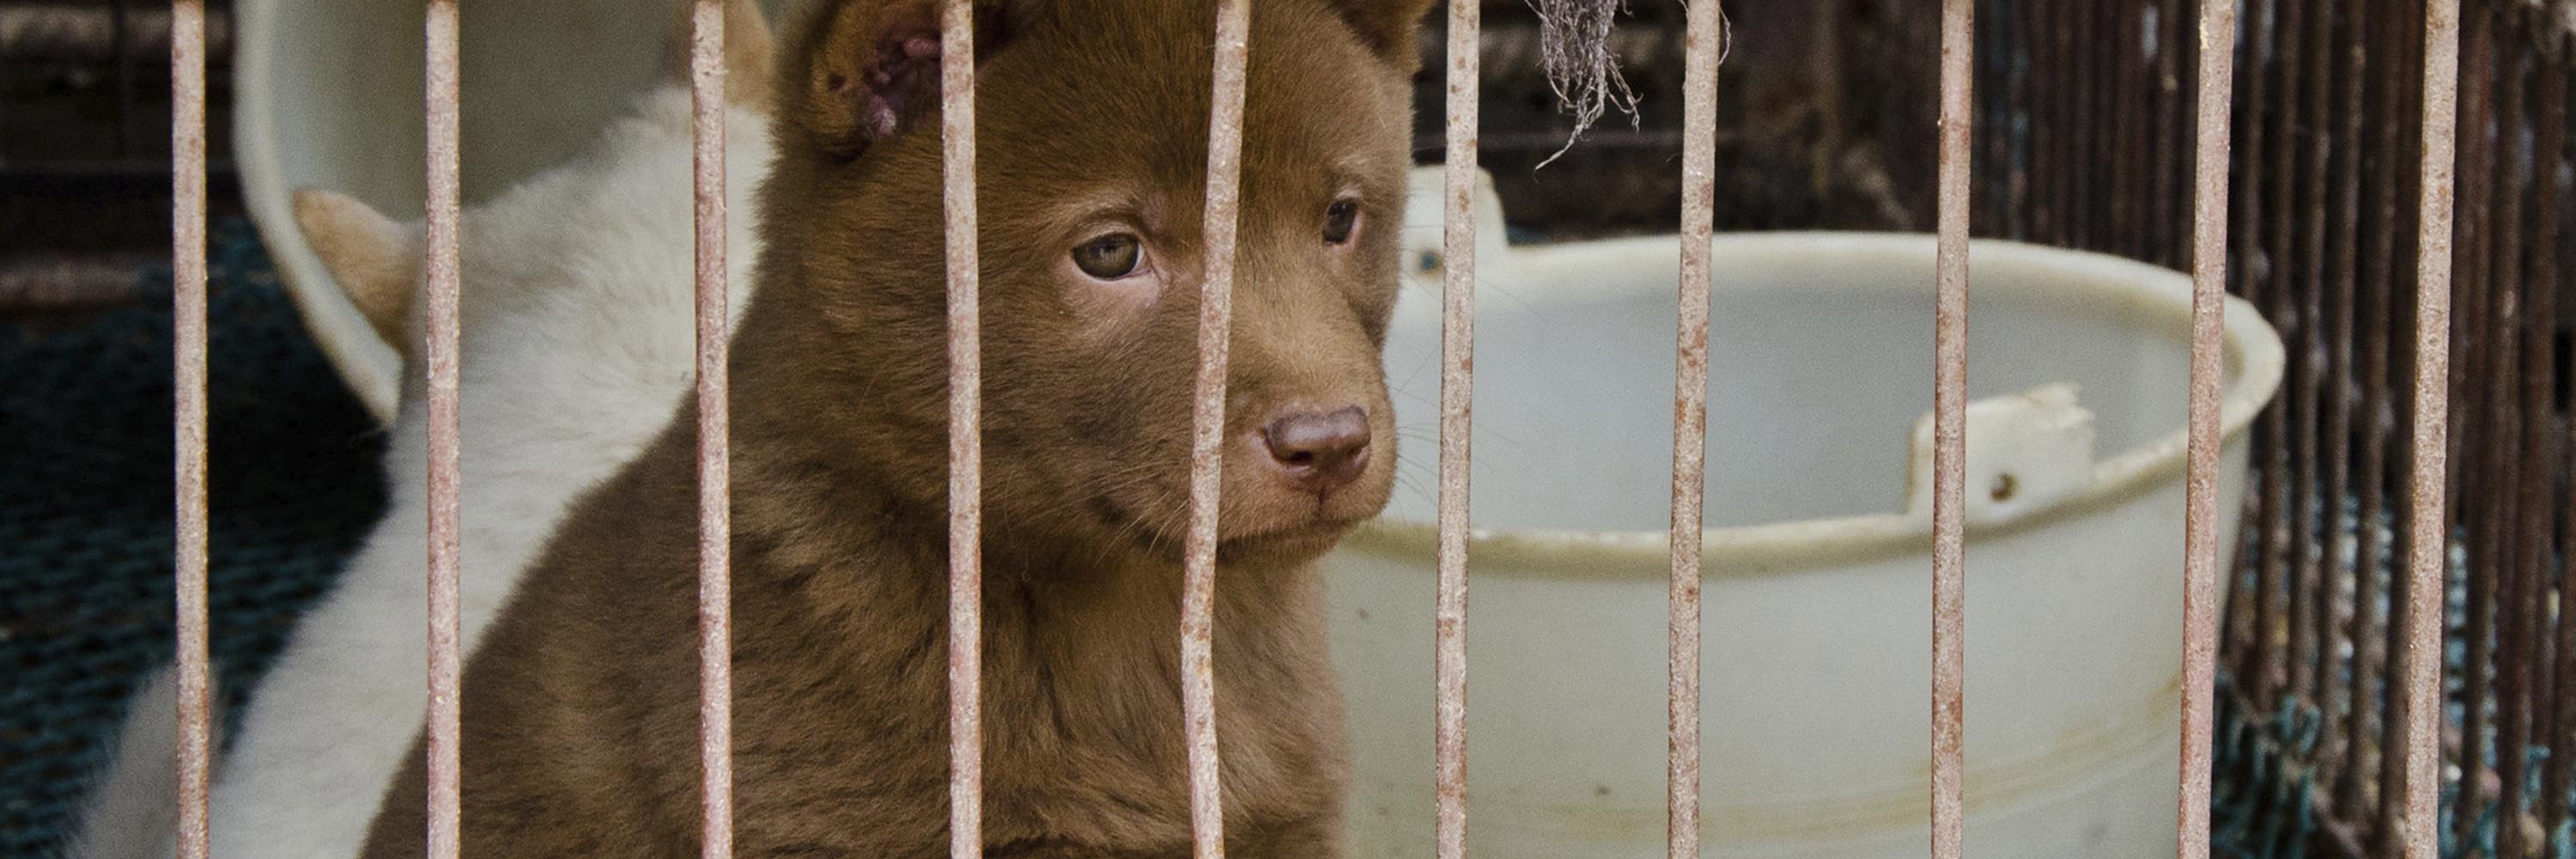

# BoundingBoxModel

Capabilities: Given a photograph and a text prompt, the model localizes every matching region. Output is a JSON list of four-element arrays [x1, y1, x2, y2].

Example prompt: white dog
[[64, 3, 775, 856]]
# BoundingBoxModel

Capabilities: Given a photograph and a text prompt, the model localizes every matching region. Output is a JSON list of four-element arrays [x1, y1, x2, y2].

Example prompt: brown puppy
[[356, 0, 1430, 856]]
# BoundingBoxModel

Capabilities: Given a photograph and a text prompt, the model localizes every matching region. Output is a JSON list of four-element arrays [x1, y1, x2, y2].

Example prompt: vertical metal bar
[[2451, 9, 2496, 849], [939, 2, 982, 857], [1669, 1, 1721, 856], [2114, 0, 2147, 260], [1433, 0, 1476, 855], [2051, 1, 2075, 247], [2288, 0, 2330, 710], [2336, 0, 2390, 813], [2537, 7, 2575, 843], [2319, 0, 2363, 801], [2484, 11, 2531, 854], [2233, 0, 2278, 705], [1181, 2, 1250, 856], [422, 0, 465, 856], [689, 2, 735, 857], [2263, 0, 2306, 710], [2007, 0, 2032, 241], [2153, 0, 2184, 266], [2071, 0, 2099, 251], [2360, 0, 2421, 840], [168, 2, 210, 857], [2402, 0, 2462, 854], [1930, 0, 1973, 856], [2178, 0, 2239, 856]]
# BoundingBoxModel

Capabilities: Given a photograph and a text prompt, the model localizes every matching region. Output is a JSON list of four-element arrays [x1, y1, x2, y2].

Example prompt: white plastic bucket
[[234, 0, 793, 422], [1334, 192, 2284, 857]]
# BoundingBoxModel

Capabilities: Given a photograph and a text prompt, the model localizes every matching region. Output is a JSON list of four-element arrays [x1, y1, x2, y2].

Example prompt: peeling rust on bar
[[423, 0, 465, 856], [690, 2, 736, 857], [938, 1, 982, 856], [2178, 1, 2239, 856], [1669, 1, 1720, 856], [1433, 0, 1475, 855], [2402, 1, 2461, 856], [1929, 0, 1972, 856], [1180, 2, 1249, 856], [169, 2, 210, 857]]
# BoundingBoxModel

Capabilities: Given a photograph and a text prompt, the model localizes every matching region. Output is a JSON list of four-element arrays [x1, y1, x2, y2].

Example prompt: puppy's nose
[[1262, 406, 1371, 494]]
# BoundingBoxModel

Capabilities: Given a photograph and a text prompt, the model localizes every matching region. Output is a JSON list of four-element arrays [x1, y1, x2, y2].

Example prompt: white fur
[[65, 87, 774, 859]]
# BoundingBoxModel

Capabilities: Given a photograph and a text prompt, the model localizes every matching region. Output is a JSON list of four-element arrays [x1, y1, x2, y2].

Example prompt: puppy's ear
[[661, 0, 777, 109], [1325, 0, 1438, 70], [783, 0, 1008, 159], [291, 188, 418, 350]]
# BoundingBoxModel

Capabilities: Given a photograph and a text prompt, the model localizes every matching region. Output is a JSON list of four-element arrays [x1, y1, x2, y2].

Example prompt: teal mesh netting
[[0, 221, 387, 856]]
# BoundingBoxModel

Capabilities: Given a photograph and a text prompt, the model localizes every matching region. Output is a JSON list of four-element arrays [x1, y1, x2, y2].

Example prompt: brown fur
[[355, 0, 1431, 856]]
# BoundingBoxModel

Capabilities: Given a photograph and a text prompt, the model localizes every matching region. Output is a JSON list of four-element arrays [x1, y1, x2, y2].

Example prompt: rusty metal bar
[[938, 0, 983, 856], [2537, 6, 2574, 843], [2263, 0, 2306, 713], [2006, 0, 2032, 241], [2114, 0, 2146, 260], [1929, 0, 1972, 856], [422, 0, 465, 856], [2484, 11, 2530, 853], [168, 1, 210, 856], [2050, 1, 2074, 247], [2233, 0, 2278, 707], [2318, 0, 2362, 797], [2374, 3, 2428, 846], [689, 1, 735, 857], [1180, 1, 1249, 855], [2288, 0, 2330, 710], [1433, 0, 1476, 855], [2178, 0, 2239, 856], [2071, 0, 2098, 251], [1668, 1, 1720, 856], [2153, 0, 2183, 266], [2401, 0, 2462, 854], [2451, 9, 2495, 848]]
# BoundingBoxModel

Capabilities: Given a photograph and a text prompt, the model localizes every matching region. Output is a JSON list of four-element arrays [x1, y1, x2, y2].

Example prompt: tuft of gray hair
[[1524, 0, 1642, 168]]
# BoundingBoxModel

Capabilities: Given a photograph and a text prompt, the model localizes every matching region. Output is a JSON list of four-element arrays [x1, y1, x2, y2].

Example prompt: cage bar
[[1668, 2, 1720, 857], [168, 2, 211, 857], [2538, 4, 2573, 844], [2178, 0, 2240, 856], [2372, 3, 2427, 848], [1929, 0, 1972, 855], [1180, 1, 1250, 855], [1432, 0, 1476, 856], [689, 1, 736, 856], [938, 0, 983, 856], [2318, 0, 2363, 811], [2233, 0, 2279, 709], [422, 0, 465, 856], [2402, 1, 2461, 856]]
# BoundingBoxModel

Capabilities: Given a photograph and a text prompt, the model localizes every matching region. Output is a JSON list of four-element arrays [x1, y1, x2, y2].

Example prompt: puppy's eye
[[1322, 200, 1359, 245], [1072, 234, 1144, 279]]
